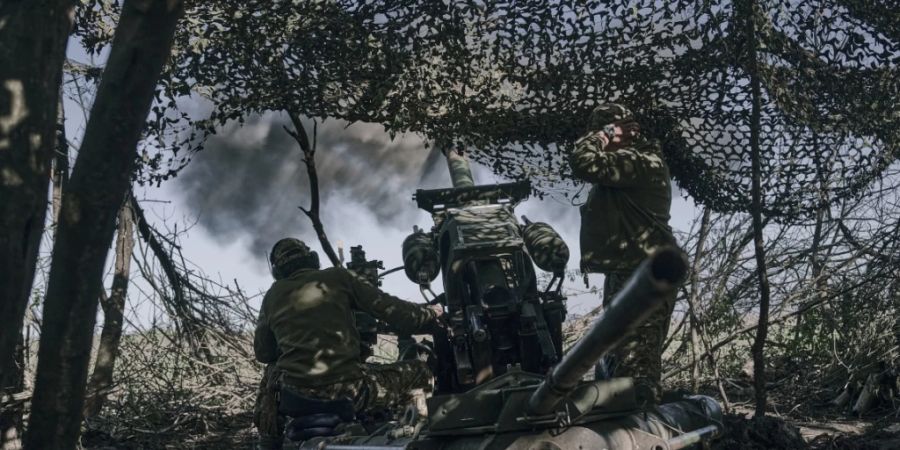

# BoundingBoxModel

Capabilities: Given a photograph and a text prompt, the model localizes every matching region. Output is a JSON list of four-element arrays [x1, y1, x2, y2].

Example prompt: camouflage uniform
[[284, 360, 432, 417], [601, 272, 675, 404], [569, 104, 678, 404], [253, 265, 438, 449], [255, 364, 286, 449]]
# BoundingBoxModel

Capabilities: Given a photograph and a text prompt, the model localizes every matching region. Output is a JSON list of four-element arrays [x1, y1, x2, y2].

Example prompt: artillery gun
[[287, 146, 722, 449], [403, 147, 569, 393]]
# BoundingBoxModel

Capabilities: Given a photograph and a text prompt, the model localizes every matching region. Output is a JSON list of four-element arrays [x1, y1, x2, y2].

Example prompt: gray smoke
[[176, 112, 445, 257], [175, 112, 586, 264]]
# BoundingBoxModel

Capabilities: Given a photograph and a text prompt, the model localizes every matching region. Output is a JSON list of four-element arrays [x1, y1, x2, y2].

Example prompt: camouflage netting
[[75, 0, 899, 220]]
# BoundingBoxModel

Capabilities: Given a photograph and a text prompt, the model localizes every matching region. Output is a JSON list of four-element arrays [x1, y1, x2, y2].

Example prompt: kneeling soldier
[[254, 238, 442, 449]]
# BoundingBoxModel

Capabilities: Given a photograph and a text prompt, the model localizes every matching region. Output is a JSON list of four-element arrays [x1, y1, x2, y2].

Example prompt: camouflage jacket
[[569, 132, 676, 273], [254, 267, 437, 387]]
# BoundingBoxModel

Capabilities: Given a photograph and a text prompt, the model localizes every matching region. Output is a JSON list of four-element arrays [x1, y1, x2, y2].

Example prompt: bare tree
[[129, 193, 249, 379], [656, 159, 900, 419], [83, 199, 135, 418], [25, 1, 183, 447], [284, 112, 341, 267], [741, 0, 774, 418], [51, 94, 70, 233], [686, 208, 712, 393]]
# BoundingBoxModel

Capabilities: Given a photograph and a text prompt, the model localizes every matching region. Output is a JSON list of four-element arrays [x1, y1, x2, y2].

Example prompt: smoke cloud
[[175, 112, 447, 258], [168, 112, 689, 314], [174, 111, 588, 269]]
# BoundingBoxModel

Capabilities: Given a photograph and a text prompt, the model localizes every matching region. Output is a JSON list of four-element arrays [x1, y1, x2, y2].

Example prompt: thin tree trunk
[[52, 94, 69, 235], [796, 192, 826, 343], [808, 134, 831, 346], [792, 133, 826, 344], [284, 111, 341, 267], [744, 0, 773, 418], [687, 208, 712, 392], [698, 319, 732, 412], [83, 199, 135, 419], [0, 4, 74, 446], [25, 2, 183, 448]]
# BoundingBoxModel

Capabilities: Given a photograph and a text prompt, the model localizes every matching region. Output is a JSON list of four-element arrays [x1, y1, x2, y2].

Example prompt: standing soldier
[[568, 103, 678, 405], [254, 238, 442, 449]]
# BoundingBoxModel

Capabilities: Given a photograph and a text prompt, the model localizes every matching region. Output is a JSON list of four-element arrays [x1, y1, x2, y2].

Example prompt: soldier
[[254, 238, 442, 449], [568, 103, 678, 404]]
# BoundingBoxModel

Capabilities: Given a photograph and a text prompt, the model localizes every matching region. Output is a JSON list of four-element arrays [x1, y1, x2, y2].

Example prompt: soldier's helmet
[[269, 238, 321, 279], [588, 103, 635, 131]]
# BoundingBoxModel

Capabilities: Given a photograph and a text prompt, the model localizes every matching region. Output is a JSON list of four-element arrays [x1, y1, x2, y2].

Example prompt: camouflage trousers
[[290, 360, 432, 415], [254, 360, 432, 449], [601, 270, 675, 404], [254, 365, 286, 450]]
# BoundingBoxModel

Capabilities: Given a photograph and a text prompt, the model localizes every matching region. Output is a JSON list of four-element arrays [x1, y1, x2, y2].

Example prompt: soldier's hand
[[421, 304, 447, 335], [428, 304, 445, 319]]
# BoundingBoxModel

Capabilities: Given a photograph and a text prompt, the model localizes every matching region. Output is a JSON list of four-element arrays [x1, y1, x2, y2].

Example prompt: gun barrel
[[527, 247, 688, 415], [443, 146, 476, 188]]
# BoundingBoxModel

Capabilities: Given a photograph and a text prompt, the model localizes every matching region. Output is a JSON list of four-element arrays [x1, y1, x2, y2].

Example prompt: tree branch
[[283, 111, 341, 268]]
